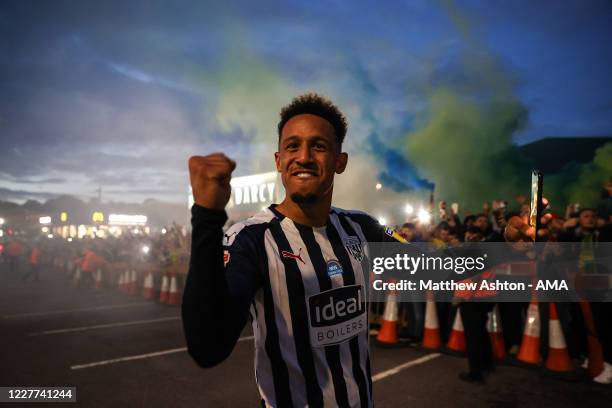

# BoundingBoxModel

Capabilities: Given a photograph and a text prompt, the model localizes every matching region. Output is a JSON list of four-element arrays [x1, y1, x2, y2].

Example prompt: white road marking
[[70, 336, 255, 370], [372, 353, 441, 382], [29, 316, 181, 336], [3, 302, 153, 319]]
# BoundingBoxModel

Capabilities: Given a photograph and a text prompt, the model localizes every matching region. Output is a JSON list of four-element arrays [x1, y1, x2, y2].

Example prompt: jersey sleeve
[[182, 205, 262, 368]]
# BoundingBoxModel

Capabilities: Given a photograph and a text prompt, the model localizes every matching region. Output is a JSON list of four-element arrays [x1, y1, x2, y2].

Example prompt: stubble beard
[[290, 192, 318, 204]]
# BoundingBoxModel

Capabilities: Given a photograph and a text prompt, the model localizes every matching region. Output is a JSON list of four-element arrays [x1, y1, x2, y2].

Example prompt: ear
[[335, 152, 348, 174], [274, 152, 281, 172]]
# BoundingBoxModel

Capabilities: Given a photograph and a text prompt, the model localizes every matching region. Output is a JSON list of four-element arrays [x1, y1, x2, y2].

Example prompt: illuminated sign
[[228, 172, 280, 208], [60, 212, 68, 222], [108, 214, 147, 226], [92, 212, 104, 223], [39, 216, 52, 225]]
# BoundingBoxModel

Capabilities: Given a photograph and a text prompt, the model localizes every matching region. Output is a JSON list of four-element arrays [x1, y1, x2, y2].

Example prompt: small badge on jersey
[[345, 236, 363, 262], [326, 260, 343, 278], [307, 284, 367, 347], [384, 227, 395, 237], [223, 250, 230, 267]]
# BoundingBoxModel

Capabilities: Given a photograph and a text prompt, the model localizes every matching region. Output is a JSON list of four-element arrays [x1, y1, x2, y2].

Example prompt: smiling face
[[275, 114, 347, 205]]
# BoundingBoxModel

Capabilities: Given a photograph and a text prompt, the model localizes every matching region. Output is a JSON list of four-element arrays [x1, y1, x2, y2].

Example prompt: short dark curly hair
[[277, 92, 348, 147]]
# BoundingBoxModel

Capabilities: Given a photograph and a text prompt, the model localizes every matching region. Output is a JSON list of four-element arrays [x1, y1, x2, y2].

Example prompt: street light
[[0, 217, 5, 225], [418, 208, 431, 224], [404, 204, 414, 215], [375, 183, 382, 191]]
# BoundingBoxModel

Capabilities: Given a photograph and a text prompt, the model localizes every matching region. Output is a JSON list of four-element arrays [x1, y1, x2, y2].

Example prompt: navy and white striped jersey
[[183, 204, 391, 408]]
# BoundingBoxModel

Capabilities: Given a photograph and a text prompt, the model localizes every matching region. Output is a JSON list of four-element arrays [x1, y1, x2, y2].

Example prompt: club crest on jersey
[[281, 248, 305, 264], [344, 236, 363, 262], [223, 250, 230, 267], [384, 227, 395, 237], [326, 260, 344, 277], [307, 284, 367, 347]]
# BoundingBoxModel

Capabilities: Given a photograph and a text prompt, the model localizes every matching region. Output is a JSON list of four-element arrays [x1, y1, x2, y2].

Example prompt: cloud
[[0, 187, 62, 202]]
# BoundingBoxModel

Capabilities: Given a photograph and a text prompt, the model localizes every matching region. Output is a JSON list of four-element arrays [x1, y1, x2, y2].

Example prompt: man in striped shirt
[[183, 93, 393, 407]]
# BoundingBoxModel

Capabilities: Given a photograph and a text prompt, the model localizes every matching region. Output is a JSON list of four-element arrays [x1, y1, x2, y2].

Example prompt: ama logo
[[326, 260, 343, 278], [308, 284, 366, 346]]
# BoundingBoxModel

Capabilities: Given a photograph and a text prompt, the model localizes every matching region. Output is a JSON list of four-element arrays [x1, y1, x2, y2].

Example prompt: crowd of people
[[0, 224, 190, 288], [383, 181, 612, 384]]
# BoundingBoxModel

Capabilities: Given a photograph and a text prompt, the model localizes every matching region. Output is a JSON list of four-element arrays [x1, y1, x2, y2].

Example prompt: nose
[[296, 144, 314, 165]]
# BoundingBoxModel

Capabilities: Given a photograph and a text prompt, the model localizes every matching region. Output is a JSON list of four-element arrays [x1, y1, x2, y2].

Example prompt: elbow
[[186, 343, 231, 368]]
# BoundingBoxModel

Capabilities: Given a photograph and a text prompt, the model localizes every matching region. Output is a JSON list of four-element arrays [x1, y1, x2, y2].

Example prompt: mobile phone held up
[[530, 170, 543, 242]]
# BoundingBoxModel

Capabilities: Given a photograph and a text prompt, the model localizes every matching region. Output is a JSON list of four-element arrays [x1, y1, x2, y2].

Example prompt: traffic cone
[[117, 271, 125, 292], [422, 292, 441, 349], [128, 269, 137, 296], [376, 286, 399, 345], [545, 303, 573, 372], [446, 309, 466, 353], [167, 274, 180, 306], [517, 301, 541, 365], [94, 268, 103, 289], [487, 305, 506, 360], [72, 267, 81, 288], [159, 274, 169, 304], [142, 272, 155, 299], [579, 301, 606, 380], [120, 270, 129, 293]]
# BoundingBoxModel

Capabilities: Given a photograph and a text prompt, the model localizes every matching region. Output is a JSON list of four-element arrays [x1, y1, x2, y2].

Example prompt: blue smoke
[[367, 133, 435, 192]]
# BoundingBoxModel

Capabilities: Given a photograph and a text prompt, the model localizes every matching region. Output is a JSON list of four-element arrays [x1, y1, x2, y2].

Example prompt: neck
[[275, 194, 332, 227]]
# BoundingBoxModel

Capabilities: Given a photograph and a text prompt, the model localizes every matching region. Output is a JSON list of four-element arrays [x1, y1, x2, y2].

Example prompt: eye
[[314, 142, 328, 151], [285, 142, 299, 151]]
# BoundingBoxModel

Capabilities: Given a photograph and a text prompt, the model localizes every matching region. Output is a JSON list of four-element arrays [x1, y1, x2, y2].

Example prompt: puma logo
[[281, 248, 306, 264], [224, 231, 237, 244]]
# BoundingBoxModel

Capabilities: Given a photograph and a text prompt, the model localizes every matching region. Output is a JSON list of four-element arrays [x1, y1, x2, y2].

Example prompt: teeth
[[296, 173, 314, 178]]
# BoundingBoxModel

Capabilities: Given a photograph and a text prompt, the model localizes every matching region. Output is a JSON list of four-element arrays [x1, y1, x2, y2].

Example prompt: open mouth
[[292, 170, 318, 178]]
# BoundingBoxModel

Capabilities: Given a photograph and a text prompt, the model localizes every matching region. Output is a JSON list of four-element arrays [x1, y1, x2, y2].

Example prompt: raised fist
[[188, 153, 236, 210]]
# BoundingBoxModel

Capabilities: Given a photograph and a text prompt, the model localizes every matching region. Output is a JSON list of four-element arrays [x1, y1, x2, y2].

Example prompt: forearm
[[181, 206, 248, 368]]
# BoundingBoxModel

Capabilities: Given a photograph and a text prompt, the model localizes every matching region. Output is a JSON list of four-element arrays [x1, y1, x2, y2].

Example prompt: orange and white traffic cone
[[142, 272, 155, 300], [545, 303, 573, 372], [72, 267, 81, 288], [94, 268, 103, 289], [517, 301, 541, 365], [579, 301, 608, 381], [159, 274, 169, 304], [117, 271, 124, 292], [128, 269, 137, 296], [123, 270, 129, 293], [377, 285, 399, 345], [446, 308, 466, 353], [422, 291, 441, 350], [167, 274, 180, 306], [487, 305, 506, 360]]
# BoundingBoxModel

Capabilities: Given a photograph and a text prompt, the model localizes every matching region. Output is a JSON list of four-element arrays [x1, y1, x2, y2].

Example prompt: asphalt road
[[1, 266, 611, 407]]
